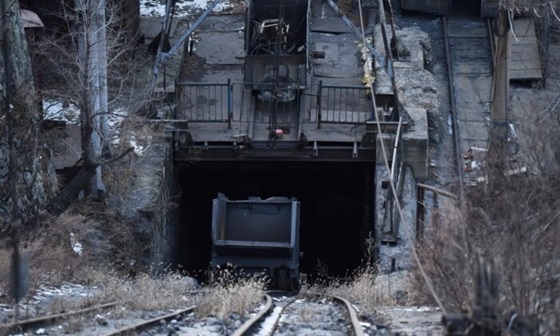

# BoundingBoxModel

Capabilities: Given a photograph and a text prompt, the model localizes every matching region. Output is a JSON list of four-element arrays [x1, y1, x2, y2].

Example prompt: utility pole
[[488, 8, 511, 180]]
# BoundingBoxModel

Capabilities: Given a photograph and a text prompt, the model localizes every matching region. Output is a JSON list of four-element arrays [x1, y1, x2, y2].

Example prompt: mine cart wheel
[[278, 269, 290, 291], [291, 276, 301, 293]]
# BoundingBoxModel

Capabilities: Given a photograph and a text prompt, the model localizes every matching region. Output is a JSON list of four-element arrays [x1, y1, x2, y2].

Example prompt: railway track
[[442, 16, 495, 192], [0, 292, 363, 335], [103, 306, 196, 336], [0, 302, 117, 335], [239, 292, 365, 336]]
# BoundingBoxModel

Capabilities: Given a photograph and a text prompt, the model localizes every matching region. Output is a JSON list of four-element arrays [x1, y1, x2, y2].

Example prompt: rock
[[34, 328, 49, 335], [179, 276, 201, 290], [95, 314, 108, 326]]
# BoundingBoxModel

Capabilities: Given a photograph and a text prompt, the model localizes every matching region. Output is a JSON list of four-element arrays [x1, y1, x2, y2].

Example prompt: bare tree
[[35, 0, 152, 207], [76, 0, 110, 197]]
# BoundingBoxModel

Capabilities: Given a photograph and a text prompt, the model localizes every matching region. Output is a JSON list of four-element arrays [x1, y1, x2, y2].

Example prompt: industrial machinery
[[243, 0, 310, 102], [210, 193, 301, 291]]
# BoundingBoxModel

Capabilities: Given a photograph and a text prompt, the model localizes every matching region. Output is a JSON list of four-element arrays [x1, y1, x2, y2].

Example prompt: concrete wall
[[376, 107, 429, 181]]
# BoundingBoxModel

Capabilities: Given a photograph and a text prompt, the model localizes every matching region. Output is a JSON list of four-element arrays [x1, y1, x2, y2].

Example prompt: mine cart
[[210, 193, 301, 291]]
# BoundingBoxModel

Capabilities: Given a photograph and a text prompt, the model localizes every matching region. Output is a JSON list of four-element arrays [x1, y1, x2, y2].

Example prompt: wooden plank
[[510, 69, 543, 80], [492, 17, 542, 79], [509, 18, 542, 80]]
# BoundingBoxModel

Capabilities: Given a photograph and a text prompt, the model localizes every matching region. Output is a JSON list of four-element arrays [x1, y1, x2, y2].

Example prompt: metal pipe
[[417, 183, 458, 199], [153, 0, 222, 77], [227, 78, 232, 129], [389, 117, 402, 181], [317, 80, 323, 129], [324, 0, 392, 78]]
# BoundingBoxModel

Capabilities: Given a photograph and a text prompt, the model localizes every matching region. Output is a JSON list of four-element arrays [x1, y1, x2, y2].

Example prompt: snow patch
[[43, 99, 80, 124], [256, 306, 283, 336], [70, 233, 83, 256], [140, 0, 234, 17], [42, 101, 146, 157]]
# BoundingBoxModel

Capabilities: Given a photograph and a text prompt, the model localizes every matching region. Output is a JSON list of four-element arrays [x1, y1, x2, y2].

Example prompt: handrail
[[389, 117, 403, 182]]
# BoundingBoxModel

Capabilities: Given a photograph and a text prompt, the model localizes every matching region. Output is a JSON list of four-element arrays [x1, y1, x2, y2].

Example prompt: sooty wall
[[173, 161, 375, 280]]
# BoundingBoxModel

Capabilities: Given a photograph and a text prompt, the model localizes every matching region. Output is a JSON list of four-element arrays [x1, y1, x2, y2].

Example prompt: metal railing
[[173, 79, 393, 130], [314, 81, 375, 128], [175, 79, 234, 128]]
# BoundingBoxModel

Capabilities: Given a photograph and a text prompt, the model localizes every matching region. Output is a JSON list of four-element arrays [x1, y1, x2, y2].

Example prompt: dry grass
[[0, 212, 106, 292], [0, 207, 151, 301], [74, 268, 198, 311], [413, 172, 560, 334], [304, 265, 410, 314], [195, 270, 267, 319]]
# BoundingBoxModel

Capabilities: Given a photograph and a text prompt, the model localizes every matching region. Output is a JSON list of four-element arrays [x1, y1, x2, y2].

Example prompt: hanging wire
[[507, 8, 520, 42], [532, 7, 543, 17], [550, 1, 560, 22], [499, 0, 560, 21]]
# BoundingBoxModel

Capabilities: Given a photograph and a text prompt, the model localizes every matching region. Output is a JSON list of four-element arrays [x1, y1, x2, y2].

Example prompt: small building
[[19, 0, 140, 43]]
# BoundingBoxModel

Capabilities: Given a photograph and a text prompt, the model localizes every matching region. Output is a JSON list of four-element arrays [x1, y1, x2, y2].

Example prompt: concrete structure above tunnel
[[165, 0, 424, 164], [143, 0, 432, 281]]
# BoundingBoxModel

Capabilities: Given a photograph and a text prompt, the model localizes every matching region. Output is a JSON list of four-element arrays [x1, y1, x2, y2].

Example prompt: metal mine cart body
[[210, 193, 301, 291]]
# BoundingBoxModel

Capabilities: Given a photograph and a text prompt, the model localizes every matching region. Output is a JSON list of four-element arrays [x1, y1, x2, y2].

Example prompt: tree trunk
[[75, 0, 109, 199], [45, 164, 98, 216], [0, 0, 58, 225]]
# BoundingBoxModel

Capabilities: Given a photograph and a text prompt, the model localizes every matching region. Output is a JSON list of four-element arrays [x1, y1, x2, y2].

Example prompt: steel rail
[[0, 302, 117, 333], [264, 295, 298, 336], [303, 292, 365, 336], [442, 16, 465, 200], [103, 306, 196, 336], [332, 295, 365, 336], [231, 294, 273, 336]]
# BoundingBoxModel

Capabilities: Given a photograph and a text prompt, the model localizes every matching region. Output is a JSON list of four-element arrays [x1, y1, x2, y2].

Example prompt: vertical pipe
[[228, 79, 233, 129], [370, 82, 378, 122], [416, 185, 425, 240], [317, 80, 322, 129], [173, 79, 178, 119]]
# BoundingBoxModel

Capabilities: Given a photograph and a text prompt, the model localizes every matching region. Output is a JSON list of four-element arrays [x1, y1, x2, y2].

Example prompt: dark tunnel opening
[[451, 0, 481, 16], [173, 160, 375, 282]]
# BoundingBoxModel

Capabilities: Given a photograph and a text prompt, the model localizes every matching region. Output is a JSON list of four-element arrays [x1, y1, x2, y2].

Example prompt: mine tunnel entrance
[[173, 160, 375, 282], [451, 0, 481, 16]]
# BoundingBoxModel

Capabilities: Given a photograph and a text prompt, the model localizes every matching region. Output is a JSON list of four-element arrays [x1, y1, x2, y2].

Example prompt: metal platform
[[171, 0, 399, 161]]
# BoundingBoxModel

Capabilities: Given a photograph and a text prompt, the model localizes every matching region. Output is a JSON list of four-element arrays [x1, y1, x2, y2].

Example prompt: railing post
[[370, 82, 377, 122], [317, 80, 323, 129], [227, 78, 233, 129]]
